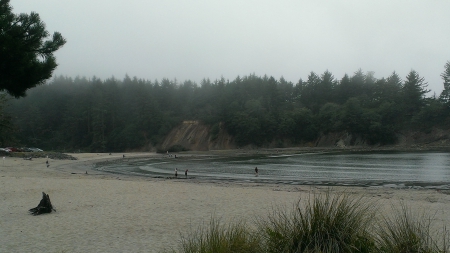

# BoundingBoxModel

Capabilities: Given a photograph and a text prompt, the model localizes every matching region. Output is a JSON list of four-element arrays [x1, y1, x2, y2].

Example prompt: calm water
[[96, 151, 450, 188]]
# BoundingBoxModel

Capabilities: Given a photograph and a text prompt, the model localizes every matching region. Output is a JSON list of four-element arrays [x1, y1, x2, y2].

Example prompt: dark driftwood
[[29, 192, 55, 215]]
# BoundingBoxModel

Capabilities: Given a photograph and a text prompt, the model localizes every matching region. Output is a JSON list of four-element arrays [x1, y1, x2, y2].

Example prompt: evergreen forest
[[3, 62, 450, 152]]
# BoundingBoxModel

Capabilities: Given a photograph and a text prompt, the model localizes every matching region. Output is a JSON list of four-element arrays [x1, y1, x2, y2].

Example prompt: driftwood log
[[29, 192, 55, 215]]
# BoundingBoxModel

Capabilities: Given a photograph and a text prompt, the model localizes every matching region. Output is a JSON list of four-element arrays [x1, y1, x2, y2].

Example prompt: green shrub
[[209, 124, 220, 141], [168, 145, 189, 152]]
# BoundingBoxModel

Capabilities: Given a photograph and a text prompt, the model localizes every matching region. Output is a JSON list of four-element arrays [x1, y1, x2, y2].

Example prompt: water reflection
[[96, 151, 450, 188]]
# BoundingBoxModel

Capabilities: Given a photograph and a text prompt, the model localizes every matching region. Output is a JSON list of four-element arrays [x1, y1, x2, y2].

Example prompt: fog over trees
[[3, 62, 450, 152]]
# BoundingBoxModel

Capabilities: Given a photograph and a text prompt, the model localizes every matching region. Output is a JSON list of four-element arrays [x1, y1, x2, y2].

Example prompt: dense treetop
[[4, 62, 449, 152], [0, 0, 66, 97]]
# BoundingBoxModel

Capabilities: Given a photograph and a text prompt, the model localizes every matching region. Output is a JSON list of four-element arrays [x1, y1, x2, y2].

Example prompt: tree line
[[1, 1, 449, 152], [3, 62, 450, 152]]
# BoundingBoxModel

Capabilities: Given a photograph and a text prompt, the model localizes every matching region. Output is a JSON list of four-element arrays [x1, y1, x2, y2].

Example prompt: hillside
[[7, 70, 450, 152], [159, 121, 236, 151], [160, 121, 450, 151]]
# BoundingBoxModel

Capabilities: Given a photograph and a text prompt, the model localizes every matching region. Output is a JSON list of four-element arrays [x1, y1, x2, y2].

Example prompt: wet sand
[[1, 152, 449, 252]]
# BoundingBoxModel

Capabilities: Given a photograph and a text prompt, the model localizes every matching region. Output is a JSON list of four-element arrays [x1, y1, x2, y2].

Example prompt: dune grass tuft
[[258, 191, 376, 253], [178, 217, 261, 253], [376, 203, 448, 253], [165, 191, 449, 253]]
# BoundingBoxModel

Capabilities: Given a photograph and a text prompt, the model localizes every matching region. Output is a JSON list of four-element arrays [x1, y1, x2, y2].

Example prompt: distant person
[[123, 154, 125, 158], [255, 167, 258, 176], [175, 168, 178, 178], [185, 169, 188, 178]]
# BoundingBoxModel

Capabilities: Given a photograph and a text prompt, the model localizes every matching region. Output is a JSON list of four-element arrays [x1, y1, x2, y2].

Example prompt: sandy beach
[[1, 152, 449, 252]]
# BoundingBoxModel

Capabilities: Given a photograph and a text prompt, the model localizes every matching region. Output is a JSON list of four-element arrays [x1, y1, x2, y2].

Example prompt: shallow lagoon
[[96, 151, 450, 189]]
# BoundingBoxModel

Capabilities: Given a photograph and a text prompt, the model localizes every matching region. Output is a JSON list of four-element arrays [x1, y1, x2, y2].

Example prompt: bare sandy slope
[[0, 153, 449, 252]]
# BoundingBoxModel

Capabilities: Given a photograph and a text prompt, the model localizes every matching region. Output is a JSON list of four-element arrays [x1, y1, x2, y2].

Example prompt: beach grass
[[169, 217, 262, 253], [376, 203, 449, 253], [166, 191, 449, 253], [258, 191, 377, 253]]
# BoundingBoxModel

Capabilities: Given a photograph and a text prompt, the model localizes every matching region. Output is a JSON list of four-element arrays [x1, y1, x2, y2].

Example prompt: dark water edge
[[94, 147, 450, 190]]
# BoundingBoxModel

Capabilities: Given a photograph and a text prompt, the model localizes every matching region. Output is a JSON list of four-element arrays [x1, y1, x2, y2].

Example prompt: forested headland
[[3, 62, 450, 152]]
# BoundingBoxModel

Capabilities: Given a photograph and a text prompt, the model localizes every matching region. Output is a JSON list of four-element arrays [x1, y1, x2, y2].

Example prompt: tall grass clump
[[177, 217, 262, 253], [376, 203, 449, 253], [163, 191, 449, 253], [258, 191, 377, 253]]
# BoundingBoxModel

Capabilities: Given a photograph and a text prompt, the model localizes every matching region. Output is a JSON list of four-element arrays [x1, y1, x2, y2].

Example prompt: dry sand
[[0, 152, 449, 252]]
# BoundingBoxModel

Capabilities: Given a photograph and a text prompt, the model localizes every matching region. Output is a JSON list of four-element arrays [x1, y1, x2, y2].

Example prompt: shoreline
[[92, 149, 450, 190], [1, 152, 449, 252]]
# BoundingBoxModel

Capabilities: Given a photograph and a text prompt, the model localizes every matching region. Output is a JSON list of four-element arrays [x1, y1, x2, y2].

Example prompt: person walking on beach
[[185, 169, 188, 178], [255, 167, 258, 176], [175, 168, 178, 178]]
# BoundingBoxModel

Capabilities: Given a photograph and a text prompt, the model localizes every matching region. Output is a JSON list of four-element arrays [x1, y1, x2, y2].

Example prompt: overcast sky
[[11, 0, 450, 95]]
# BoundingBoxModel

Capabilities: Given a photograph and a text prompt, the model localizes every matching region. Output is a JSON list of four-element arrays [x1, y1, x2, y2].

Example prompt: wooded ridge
[[3, 63, 450, 152]]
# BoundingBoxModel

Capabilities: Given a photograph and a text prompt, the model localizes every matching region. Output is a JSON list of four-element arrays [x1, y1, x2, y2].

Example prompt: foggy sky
[[11, 0, 450, 95]]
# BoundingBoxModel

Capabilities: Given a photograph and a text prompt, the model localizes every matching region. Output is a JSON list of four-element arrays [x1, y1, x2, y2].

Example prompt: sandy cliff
[[160, 121, 450, 151], [159, 121, 236, 151]]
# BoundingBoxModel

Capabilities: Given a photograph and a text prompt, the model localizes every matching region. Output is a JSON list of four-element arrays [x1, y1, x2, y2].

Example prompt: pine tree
[[401, 70, 429, 116], [0, 0, 66, 97], [439, 61, 450, 107]]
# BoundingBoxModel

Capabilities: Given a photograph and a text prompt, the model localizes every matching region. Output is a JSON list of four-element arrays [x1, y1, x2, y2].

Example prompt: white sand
[[0, 153, 449, 252]]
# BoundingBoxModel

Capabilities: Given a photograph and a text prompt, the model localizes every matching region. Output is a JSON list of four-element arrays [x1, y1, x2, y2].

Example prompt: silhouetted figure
[[175, 168, 178, 178], [255, 167, 258, 176], [185, 169, 188, 178]]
